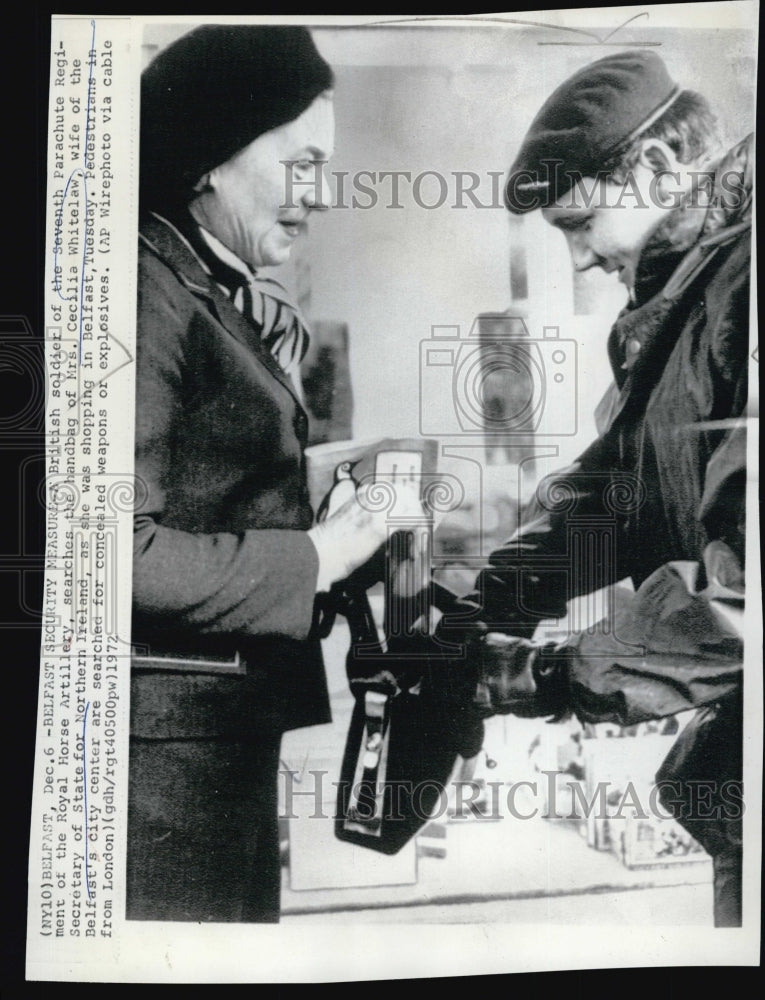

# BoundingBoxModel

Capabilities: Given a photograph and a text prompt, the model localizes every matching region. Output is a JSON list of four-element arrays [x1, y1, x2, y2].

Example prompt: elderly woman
[[128, 25, 405, 924]]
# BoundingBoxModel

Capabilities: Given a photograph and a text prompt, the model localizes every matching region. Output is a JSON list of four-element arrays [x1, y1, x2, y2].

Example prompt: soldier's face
[[542, 165, 668, 291], [190, 92, 335, 269]]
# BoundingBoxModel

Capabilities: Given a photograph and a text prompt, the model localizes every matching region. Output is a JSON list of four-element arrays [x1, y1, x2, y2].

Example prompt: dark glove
[[346, 630, 487, 762], [468, 631, 570, 720]]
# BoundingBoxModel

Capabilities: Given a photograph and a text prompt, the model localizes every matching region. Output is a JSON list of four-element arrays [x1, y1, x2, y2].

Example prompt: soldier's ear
[[636, 138, 678, 175]]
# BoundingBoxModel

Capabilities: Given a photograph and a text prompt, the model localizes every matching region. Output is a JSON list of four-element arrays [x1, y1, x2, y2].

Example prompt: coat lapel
[[139, 213, 306, 408]]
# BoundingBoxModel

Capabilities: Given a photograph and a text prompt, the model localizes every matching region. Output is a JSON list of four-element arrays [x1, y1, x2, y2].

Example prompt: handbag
[[335, 662, 470, 854], [313, 441, 481, 854]]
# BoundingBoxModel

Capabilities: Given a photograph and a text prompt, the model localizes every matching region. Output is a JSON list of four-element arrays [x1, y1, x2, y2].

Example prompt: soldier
[[441, 50, 751, 926]]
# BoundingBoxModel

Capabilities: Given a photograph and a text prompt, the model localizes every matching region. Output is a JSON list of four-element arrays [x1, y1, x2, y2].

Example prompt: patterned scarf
[[182, 218, 311, 394]]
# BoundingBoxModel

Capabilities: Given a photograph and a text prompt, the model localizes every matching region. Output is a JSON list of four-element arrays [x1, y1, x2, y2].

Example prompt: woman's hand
[[308, 479, 424, 592]]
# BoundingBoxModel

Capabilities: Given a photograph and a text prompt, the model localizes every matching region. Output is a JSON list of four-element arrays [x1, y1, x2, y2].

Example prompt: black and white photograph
[[22, 6, 761, 982]]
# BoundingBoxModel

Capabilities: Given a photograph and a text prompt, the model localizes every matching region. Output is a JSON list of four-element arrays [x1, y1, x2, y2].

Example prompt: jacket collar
[[607, 136, 753, 383], [139, 211, 306, 407], [595, 136, 753, 432], [139, 211, 219, 298], [632, 133, 754, 305]]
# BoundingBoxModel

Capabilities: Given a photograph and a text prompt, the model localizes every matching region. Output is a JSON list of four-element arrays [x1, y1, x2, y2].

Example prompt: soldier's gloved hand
[[467, 630, 570, 720]]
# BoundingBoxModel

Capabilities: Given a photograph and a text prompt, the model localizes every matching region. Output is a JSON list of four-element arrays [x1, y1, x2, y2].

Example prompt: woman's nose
[[302, 163, 331, 212]]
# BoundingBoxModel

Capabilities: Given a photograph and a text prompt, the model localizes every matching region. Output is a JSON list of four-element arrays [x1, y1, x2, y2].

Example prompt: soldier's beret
[[505, 49, 681, 213]]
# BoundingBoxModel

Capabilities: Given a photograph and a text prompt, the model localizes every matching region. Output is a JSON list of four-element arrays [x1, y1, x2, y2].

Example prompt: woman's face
[[190, 92, 335, 269]]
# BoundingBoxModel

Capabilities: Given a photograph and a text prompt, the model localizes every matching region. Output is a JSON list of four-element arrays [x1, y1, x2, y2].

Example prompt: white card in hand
[[374, 450, 422, 484]]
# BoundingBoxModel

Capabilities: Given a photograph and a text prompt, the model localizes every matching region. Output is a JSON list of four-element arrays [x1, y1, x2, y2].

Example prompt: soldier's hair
[[602, 90, 723, 180]]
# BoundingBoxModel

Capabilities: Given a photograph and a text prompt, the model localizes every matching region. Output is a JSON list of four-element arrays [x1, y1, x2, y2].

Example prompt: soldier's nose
[[569, 240, 599, 272]]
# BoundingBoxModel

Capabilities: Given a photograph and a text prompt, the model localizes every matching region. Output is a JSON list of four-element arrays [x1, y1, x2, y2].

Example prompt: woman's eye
[[292, 160, 313, 174]]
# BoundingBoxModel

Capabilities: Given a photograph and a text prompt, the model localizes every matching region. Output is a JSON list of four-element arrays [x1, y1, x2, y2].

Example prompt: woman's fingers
[[309, 481, 426, 591]]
